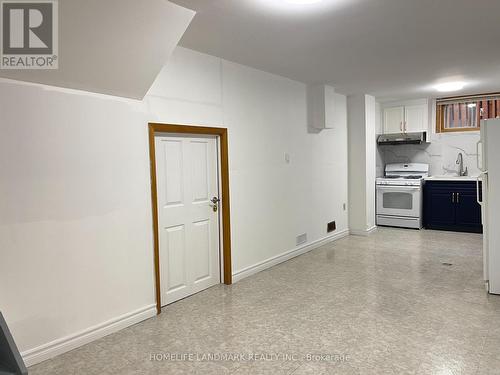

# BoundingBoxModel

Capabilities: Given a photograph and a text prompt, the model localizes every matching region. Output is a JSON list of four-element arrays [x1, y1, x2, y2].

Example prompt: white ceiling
[[0, 0, 194, 99], [171, 0, 500, 100]]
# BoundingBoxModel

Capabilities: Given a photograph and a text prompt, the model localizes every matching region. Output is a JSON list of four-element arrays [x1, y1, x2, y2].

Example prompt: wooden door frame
[[148, 123, 232, 315]]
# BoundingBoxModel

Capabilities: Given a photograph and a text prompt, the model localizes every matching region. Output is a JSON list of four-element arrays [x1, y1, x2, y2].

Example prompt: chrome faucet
[[456, 152, 468, 176]]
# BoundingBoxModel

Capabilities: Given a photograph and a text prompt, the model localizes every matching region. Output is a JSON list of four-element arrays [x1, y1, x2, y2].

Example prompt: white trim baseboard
[[232, 229, 350, 283], [22, 304, 156, 367], [350, 225, 377, 236]]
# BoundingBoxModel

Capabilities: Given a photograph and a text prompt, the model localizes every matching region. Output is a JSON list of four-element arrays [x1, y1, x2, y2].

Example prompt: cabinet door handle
[[457, 192, 460, 203], [452, 192, 455, 203], [400, 122, 403, 132]]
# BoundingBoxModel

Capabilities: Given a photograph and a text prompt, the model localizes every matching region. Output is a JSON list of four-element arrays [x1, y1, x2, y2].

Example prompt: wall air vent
[[296, 233, 307, 246]]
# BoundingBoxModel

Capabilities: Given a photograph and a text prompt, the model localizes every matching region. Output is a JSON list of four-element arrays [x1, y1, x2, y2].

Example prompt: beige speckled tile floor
[[29, 228, 500, 374]]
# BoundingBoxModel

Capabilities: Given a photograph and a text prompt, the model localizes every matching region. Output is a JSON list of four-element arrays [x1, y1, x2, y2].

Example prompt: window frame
[[436, 92, 500, 133]]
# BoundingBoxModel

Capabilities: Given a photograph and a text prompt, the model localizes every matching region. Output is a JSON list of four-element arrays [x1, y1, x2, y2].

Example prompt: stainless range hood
[[377, 132, 427, 145]]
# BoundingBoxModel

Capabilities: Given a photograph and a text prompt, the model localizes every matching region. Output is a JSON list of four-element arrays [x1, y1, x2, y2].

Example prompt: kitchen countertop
[[424, 175, 479, 182]]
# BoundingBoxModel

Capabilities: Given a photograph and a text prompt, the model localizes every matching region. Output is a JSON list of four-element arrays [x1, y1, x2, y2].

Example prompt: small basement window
[[436, 93, 500, 133]]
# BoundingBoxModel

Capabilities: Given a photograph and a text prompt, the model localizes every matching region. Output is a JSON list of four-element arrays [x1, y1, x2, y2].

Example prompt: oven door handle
[[377, 185, 421, 191]]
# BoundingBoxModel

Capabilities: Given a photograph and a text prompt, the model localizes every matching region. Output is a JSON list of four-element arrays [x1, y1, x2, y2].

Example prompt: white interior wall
[[364, 96, 376, 230], [347, 94, 376, 234], [0, 47, 349, 364], [347, 95, 367, 232], [0, 81, 155, 364]]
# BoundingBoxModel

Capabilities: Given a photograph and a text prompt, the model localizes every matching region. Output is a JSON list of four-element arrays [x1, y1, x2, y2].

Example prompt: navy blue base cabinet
[[424, 181, 482, 233]]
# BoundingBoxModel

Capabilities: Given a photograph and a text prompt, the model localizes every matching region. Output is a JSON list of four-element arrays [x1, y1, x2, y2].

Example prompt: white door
[[155, 135, 221, 305], [404, 104, 427, 133], [384, 106, 405, 134]]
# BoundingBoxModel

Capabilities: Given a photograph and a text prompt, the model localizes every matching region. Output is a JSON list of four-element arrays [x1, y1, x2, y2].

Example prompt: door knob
[[210, 197, 220, 212]]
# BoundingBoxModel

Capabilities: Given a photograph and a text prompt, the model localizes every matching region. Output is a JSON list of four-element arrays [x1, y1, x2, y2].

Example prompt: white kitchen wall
[[379, 131, 481, 176], [0, 47, 349, 364]]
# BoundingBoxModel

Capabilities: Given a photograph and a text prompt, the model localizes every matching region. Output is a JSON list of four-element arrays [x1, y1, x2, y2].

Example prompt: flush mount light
[[256, 0, 346, 14], [434, 81, 466, 92], [285, 0, 324, 3]]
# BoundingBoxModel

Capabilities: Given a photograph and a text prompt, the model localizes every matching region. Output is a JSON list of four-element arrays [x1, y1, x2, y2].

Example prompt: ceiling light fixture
[[434, 81, 466, 92], [285, 0, 324, 3], [257, 0, 346, 15]]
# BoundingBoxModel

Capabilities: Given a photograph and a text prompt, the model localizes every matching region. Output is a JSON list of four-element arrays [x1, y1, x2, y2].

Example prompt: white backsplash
[[378, 131, 481, 177]]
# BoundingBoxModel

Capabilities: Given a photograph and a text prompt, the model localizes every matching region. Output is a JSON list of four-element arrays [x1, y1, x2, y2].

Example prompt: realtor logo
[[1, 0, 58, 69]]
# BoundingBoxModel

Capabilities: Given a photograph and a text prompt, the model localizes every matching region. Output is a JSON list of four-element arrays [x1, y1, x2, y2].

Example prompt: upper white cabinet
[[404, 104, 427, 133], [383, 100, 428, 134], [384, 106, 405, 133]]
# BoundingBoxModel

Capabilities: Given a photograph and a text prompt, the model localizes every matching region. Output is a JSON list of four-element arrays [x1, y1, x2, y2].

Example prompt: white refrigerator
[[478, 119, 500, 294]]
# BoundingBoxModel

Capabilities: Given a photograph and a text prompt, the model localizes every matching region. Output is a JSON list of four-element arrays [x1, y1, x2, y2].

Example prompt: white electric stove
[[376, 163, 429, 229]]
